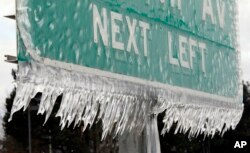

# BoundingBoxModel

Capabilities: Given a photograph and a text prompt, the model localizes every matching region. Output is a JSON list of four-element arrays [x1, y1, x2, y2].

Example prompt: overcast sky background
[[0, 0, 16, 139], [0, 0, 16, 106], [0, 0, 250, 138]]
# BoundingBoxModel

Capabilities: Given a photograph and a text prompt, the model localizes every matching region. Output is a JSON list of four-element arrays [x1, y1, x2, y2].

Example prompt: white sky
[[239, 0, 250, 81], [0, 0, 250, 138], [0, 0, 16, 101], [0, 0, 16, 139]]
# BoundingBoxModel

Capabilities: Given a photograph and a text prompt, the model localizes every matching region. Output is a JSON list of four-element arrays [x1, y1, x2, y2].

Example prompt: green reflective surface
[[18, 0, 240, 98]]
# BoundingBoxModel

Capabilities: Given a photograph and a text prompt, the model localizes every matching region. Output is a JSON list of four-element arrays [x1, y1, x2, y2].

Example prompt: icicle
[[119, 115, 161, 153], [9, 61, 243, 140]]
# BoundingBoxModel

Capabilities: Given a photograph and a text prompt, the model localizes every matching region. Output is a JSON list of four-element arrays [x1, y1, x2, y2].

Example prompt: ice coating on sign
[[17, 0, 240, 98], [10, 61, 243, 139], [12, 0, 243, 145]]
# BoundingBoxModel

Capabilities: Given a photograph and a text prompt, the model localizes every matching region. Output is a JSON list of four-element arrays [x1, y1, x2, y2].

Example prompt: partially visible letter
[[168, 32, 179, 66], [189, 38, 197, 70], [217, 0, 225, 28], [93, 4, 108, 46], [179, 35, 190, 69], [139, 21, 150, 57], [126, 16, 139, 55], [111, 11, 124, 50], [199, 42, 206, 73], [170, 0, 182, 11], [202, 0, 215, 24]]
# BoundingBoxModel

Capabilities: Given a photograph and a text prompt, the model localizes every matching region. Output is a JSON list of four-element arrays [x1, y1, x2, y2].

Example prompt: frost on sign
[[12, 0, 242, 149]]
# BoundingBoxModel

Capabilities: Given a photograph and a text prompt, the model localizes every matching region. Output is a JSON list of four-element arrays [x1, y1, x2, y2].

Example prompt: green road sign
[[17, 0, 241, 99], [14, 0, 243, 140]]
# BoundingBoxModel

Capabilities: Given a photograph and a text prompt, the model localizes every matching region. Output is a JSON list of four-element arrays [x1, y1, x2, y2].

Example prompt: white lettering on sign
[[179, 35, 190, 69], [93, 4, 108, 46], [92, 3, 208, 72], [199, 42, 206, 73], [168, 32, 179, 66], [168, 32, 207, 73], [111, 11, 124, 50], [170, 0, 182, 12], [158, 0, 226, 27], [126, 16, 139, 54], [139, 21, 150, 57], [92, 3, 150, 57], [189, 38, 197, 70], [202, 0, 215, 24], [217, 0, 225, 28]]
